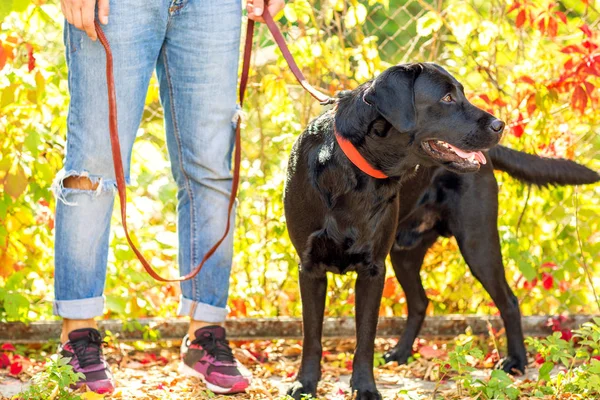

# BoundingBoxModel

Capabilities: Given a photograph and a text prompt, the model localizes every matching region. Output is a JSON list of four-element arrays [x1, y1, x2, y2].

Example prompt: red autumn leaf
[[517, 75, 536, 85], [1, 343, 16, 352], [507, 1, 521, 14], [419, 345, 446, 360], [484, 349, 500, 363], [523, 277, 538, 290], [478, 94, 491, 104], [560, 329, 574, 341], [230, 298, 247, 317], [535, 353, 546, 364], [561, 44, 585, 54], [571, 85, 588, 113], [346, 293, 355, 305], [564, 58, 574, 70], [537, 17, 546, 35], [526, 94, 537, 115], [555, 11, 567, 24], [541, 262, 558, 270], [345, 359, 353, 370], [558, 280, 570, 292], [516, 10, 526, 28], [0, 43, 6, 72], [0, 353, 9, 368], [583, 40, 599, 52], [580, 24, 593, 38], [26, 43, 35, 72], [382, 276, 397, 298], [583, 81, 595, 96], [492, 98, 508, 107], [542, 272, 554, 290], [547, 17, 558, 37], [157, 383, 165, 390], [9, 362, 22, 375], [511, 113, 525, 138]]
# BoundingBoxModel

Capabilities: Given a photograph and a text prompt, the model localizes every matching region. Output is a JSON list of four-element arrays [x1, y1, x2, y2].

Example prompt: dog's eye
[[441, 94, 454, 103]]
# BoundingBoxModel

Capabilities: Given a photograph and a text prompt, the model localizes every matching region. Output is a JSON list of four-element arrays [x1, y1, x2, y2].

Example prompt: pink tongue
[[446, 143, 486, 165]]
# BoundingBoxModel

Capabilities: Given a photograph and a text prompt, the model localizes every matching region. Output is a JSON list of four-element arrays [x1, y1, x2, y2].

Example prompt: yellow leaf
[[4, 164, 27, 198], [80, 391, 107, 399]]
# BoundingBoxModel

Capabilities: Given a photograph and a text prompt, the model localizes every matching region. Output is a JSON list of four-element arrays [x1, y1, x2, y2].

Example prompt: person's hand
[[247, 0, 285, 23], [60, 0, 110, 41]]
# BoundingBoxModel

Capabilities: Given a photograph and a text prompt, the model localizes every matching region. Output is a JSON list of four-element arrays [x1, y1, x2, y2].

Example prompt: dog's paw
[[383, 346, 411, 365], [287, 380, 317, 400], [496, 355, 526, 375], [353, 388, 382, 400]]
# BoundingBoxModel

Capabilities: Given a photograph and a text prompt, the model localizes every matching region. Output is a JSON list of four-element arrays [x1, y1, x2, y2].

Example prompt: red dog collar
[[334, 129, 389, 179]]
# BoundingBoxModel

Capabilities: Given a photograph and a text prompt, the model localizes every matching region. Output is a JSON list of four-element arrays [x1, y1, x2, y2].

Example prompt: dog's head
[[337, 63, 504, 174]]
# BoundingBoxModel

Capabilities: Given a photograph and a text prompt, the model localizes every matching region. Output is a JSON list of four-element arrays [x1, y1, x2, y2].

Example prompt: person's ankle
[[61, 319, 98, 344], [188, 320, 223, 340]]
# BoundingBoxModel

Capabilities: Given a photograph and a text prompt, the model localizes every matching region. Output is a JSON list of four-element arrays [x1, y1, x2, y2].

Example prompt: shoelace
[[193, 332, 234, 363], [70, 330, 104, 368]]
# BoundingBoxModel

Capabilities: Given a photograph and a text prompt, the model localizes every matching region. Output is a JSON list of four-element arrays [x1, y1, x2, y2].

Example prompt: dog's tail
[[489, 145, 600, 186]]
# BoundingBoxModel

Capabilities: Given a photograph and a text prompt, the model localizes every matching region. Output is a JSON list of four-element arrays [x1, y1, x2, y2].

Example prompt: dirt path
[[1, 338, 542, 399]]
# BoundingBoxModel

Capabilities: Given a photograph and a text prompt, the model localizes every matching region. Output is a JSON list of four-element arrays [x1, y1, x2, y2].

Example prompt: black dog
[[384, 145, 600, 373], [284, 63, 505, 399]]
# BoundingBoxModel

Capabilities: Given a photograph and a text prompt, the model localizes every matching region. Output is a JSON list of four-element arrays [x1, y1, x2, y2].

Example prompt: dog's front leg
[[287, 267, 327, 399], [351, 265, 385, 400]]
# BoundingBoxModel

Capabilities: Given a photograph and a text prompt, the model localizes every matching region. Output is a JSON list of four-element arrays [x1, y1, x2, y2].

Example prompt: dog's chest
[[302, 189, 398, 275]]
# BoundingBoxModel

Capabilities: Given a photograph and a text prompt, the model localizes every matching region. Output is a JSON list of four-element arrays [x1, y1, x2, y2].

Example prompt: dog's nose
[[490, 119, 505, 134]]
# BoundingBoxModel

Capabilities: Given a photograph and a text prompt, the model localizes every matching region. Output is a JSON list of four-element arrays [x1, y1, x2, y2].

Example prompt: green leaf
[[0, 1, 12, 22], [539, 361, 554, 381]]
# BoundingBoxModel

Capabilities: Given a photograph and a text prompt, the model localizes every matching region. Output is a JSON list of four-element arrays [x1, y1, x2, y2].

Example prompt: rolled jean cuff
[[53, 296, 105, 319], [178, 296, 228, 323]]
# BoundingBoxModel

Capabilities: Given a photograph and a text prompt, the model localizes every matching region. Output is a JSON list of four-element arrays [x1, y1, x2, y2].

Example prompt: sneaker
[[58, 328, 115, 394], [180, 325, 251, 394]]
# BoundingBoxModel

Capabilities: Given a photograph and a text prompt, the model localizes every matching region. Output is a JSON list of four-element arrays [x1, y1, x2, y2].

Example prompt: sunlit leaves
[[344, 3, 367, 29], [416, 11, 443, 37]]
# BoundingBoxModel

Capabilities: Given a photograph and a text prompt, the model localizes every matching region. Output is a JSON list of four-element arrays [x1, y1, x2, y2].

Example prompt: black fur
[[384, 147, 599, 375], [489, 145, 600, 186], [284, 63, 503, 399]]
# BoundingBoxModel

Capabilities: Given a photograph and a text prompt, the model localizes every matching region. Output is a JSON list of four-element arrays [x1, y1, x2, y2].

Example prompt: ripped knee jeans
[[52, 0, 242, 322]]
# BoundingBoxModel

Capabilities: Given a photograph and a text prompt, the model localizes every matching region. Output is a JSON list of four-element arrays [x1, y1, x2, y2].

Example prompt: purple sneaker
[[180, 326, 251, 394], [58, 328, 115, 394]]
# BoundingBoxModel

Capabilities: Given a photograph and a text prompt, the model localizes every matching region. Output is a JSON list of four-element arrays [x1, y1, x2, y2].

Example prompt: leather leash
[[93, 8, 333, 282]]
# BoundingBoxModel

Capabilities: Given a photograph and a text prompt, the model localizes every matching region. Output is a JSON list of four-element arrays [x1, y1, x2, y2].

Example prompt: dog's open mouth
[[421, 140, 486, 171]]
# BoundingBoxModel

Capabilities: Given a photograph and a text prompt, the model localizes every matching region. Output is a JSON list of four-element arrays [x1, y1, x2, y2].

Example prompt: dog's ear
[[363, 64, 422, 133]]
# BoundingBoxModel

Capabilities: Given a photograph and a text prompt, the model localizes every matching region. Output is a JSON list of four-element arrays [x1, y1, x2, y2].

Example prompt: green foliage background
[[0, 0, 599, 322]]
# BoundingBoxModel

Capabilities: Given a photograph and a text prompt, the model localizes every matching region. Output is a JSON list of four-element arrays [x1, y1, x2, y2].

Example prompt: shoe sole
[[179, 363, 249, 394]]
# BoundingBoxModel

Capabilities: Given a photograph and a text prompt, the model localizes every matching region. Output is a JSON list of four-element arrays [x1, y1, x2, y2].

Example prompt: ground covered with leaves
[[2, 318, 600, 399]]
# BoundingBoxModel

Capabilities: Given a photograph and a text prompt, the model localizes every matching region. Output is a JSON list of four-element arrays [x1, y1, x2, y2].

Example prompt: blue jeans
[[52, 0, 242, 323]]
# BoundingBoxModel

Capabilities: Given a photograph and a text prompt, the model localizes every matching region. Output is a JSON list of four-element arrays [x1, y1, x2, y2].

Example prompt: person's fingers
[[81, 0, 97, 41], [70, 0, 84, 32], [253, 0, 264, 17], [97, 0, 109, 25], [267, 0, 285, 17], [248, 0, 265, 22], [62, 0, 75, 25], [60, 0, 66, 19]]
